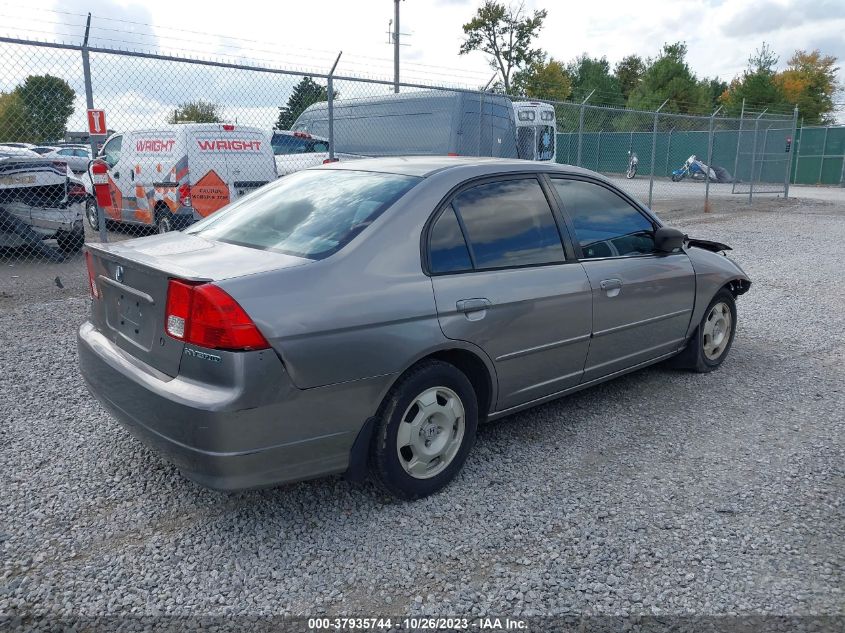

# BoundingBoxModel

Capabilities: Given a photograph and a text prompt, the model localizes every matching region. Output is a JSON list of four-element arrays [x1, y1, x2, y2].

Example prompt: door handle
[[456, 298, 491, 313], [599, 278, 623, 297]]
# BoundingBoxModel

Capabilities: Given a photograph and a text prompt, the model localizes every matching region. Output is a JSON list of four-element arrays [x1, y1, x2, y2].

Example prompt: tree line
[[459, 1, 841, 125]]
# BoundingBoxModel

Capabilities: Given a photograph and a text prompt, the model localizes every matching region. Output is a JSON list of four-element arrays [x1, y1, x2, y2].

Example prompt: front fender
[[686, 246, 751, 338]]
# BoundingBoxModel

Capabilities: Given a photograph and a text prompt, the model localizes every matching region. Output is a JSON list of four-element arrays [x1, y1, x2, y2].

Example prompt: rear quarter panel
[[214, 171, 488, 391]]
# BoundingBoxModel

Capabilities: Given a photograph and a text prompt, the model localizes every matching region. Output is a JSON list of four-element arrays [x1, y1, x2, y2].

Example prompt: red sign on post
[[87, 109, 107, 135]]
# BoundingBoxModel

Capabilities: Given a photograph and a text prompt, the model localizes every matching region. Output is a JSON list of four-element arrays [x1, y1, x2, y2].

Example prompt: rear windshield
[[187, 169, 420, 259]]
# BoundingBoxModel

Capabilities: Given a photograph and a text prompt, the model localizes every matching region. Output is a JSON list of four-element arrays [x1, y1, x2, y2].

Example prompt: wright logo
[[196, 139, 262, 151]]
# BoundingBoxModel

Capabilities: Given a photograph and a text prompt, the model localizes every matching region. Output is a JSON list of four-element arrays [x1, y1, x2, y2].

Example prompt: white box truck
[[89, 123, 277, 233]]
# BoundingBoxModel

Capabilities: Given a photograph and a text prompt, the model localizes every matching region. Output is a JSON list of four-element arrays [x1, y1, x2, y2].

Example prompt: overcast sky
[[1, 0, 843, 128]]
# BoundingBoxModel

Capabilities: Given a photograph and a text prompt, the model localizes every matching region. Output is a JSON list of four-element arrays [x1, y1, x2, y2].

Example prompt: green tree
[[169, 100, 224, 124], [776, 50, 840, 124], [627, 42, 709, 114], [13, 74, 75, 142], [614, 54, 646, 100], [0, 91, 28, 142], [720, 43, 788, 115], [566, 54, 625, 106], [276, 77, 331, 130], [459, 1, 547, 94], [704, 77, 728, 111], [513, 58, 572, 101]]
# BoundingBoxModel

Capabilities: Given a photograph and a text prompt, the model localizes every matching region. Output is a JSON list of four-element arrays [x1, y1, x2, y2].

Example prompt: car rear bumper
[[77, 321, 388, 490]]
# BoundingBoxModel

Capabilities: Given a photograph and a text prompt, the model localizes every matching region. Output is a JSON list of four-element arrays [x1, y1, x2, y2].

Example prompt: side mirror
[[654, 226, 686, 253]]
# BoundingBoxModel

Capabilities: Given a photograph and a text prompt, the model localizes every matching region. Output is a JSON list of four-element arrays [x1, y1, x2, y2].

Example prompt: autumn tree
[[513, 58, 571, 101], [0, 91, 28, 142], [776, 50, 840, 124], [169, 100, 224, 124], [459, 1, 547, 94]]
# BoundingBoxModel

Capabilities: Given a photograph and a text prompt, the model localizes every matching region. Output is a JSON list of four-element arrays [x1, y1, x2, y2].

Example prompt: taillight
[[322, 157, 339, 164], [222, 124, 235, 131], [165, 280, 269, 351], [178, 183, 191, 208], [68, 182, 87, 198], [85, 251, 100, 300], [447, 152, 459, 157]]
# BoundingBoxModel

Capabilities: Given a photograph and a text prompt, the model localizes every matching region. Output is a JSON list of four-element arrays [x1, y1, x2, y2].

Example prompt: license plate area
[[103, 283, 156, 351]]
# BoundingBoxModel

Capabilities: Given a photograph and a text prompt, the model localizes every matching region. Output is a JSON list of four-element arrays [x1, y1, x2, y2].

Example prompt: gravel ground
[[1, 195, 843, 627]]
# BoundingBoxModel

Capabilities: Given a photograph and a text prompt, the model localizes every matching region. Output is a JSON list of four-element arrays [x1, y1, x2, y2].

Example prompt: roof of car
[[319, 155, 598, 178]]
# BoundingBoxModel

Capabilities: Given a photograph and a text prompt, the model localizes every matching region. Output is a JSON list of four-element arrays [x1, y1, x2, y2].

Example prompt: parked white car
[[86, 123, 277, 233], [43, 146, 91, 173], [270, 130, 362, 176]]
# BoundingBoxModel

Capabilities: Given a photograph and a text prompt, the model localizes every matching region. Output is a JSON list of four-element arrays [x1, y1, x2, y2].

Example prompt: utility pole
[[393, 0, 400, 93]]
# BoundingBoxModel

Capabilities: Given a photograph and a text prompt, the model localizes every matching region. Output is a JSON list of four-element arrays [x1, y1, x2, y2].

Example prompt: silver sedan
[[78, 157, 750, 499]]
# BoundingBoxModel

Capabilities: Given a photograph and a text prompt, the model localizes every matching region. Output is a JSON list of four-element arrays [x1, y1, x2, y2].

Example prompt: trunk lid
[[87, 232, 308, 376]]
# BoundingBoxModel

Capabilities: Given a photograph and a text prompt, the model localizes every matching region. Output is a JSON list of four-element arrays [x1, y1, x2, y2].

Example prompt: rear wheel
[[85, 197, 99, 230], [56, 224, 85, 254], [371, 360, 478, 500], [155, 208, 174, 234]]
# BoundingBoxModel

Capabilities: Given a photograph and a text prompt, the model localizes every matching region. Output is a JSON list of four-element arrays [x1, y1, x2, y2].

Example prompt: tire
[[85, 197, 99, 231], [671, 172, 684, 182], [626, 164, 637, 179], [155, 208, 174, 234], [370, 360, 478, 500], [675, 289, 737, 372], [56, 225, 85, 254]]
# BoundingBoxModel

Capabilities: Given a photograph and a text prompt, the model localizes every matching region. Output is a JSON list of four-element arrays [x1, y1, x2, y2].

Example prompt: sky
[[1, 0, 843, 129]]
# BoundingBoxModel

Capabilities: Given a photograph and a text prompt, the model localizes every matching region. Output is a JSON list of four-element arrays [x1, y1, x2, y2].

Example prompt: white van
[[90, 123, 277, 233]]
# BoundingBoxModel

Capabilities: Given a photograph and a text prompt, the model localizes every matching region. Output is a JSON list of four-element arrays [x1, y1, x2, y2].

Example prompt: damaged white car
[[0, 146, 86, 259]]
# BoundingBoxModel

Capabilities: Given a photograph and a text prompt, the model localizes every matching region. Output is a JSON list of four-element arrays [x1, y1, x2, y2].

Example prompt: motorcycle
[[671, 154, 718, 182], [626, 150, 638, 179]]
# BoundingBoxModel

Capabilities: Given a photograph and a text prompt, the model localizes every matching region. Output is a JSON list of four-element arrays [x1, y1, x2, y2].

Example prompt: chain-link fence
[[1, 34, 800, 267]]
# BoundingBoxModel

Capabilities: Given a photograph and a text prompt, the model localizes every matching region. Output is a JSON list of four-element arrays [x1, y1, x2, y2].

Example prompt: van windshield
[[187, 169, 421, 259]]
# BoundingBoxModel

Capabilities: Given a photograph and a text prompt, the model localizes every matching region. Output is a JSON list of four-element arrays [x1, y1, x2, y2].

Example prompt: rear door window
[[450, 178, 564, 270], [429, 205, 472, 274]]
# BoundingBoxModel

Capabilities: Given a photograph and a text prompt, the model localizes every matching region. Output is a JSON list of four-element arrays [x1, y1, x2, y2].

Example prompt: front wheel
[[626, 163, 637, 179], [675, 289, 737, 372], [371, 360, 478, 500], [671, 171, 685, 182]]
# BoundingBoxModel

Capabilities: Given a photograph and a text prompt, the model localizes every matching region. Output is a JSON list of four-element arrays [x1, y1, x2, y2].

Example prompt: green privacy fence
[[557, 125, 845, 186], [793, 126, 845, 185]]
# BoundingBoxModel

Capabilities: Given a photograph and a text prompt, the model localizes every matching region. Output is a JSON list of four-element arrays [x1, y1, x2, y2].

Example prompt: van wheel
[[85, 198, 99, 231], [370, 360, 478, 500], [155, 209, 174, 234]]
